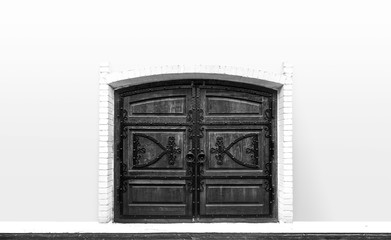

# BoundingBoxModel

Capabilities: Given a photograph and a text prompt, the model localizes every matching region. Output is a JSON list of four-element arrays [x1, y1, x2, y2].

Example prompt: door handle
[[186, 151, 195, 164], [197, 150, 205, 164]]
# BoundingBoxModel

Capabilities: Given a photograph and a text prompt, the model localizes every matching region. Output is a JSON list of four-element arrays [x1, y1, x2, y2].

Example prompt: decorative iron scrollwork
[[187, 109, 193, 123], [121, 162, 128, 175], [198, 108, 204, 122], [187, 107, 196, 139], [245, 136, 259, 165], [186, 151, 195, 176], [265, 108, 272, 121], [118, 108, 128, 123], [166, 136, 181, 165], [264, 179, 275, 203], [197, 150, 206, 175], [210, 137, 226, 165], [265, 141, 274, 175], [264, 126, 272, 138], [133, 134, 182, 168], [210, 134, 259, 168], [264, 162, 271, 176], [132, 135, 146, 166], [198, 180, 205, 192], [120, 128, 128, 139], [186, 180, 194, 193], [199, 126, 204, 138], [264, 179, 273, 192], [119, 181, 128, 193]]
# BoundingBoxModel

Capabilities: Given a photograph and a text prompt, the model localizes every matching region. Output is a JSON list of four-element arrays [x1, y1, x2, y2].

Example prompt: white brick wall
[[277, 62, 294, 223], [98, 64, 293, 223], [98, 63, 114, 223]]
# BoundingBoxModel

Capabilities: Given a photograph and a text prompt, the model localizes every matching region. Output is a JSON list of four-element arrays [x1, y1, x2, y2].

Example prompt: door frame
[[98, 64, 294, 223]]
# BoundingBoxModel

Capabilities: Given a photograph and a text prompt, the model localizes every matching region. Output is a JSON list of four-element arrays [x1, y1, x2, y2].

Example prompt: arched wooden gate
[[114, 79, 277, 222]]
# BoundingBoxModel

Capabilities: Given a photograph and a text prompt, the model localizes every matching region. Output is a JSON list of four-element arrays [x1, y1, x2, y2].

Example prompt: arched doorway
[[113, 79, 277, 222]]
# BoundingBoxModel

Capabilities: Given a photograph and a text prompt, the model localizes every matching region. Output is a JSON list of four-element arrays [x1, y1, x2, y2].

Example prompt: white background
[[0, 0, 390, 221]]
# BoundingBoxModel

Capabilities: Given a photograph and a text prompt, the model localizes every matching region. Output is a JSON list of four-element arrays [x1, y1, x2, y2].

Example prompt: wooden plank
[[125, 204, 187, 216], [205, 204, 268, 215]]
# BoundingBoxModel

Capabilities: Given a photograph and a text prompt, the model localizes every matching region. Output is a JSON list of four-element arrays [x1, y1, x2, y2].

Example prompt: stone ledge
[[1, 233, 390, 240], [1, 222, 391, 233]]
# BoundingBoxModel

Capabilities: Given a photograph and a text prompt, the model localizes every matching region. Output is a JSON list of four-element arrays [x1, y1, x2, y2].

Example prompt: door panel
[[199, 179, 270, 217], [126, 131, 186, 169], [206, 96, 262, 115], [116, 86, 194, 220], [122, 88, 190, 125], [115, 81, 276, 222], [198, 85, 274, 220], [202, 88, 270, 121], [207, 131, 262, 169], [130, 96, 186, 115], [122, 179, 191, 217]]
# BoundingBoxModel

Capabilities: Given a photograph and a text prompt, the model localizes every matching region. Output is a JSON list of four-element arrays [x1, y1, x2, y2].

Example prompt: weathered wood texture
[[1, 233, 391, 240], [115, 80, 277, 222]]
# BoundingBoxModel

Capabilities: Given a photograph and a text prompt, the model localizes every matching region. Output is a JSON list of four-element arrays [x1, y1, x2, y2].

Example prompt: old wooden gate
[[114, 80, 277, 222]]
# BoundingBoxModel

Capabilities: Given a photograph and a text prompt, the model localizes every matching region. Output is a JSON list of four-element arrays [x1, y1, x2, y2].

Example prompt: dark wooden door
[[114, 81, 276, 222]]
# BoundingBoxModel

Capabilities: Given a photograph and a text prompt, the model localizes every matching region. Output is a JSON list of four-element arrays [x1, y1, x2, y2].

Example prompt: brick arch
[[98, 64, 293, 224]]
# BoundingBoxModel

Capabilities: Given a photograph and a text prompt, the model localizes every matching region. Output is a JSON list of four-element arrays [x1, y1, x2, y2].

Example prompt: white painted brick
[[99, 89, 113, 97], [99, 147, 108, 153], [99, 176, 111, 183], [99, 118, 109, 124], [280, 196, 293, 203], [99, 101, 110, 108], [99, 182, 110, 188], [284, 205, 293, 211], [99, 170, 109, 176], [98, 217, 110, 223], [284, 164, 293, 170], [98, 194, 109, 200], [283, 148, 292, 153], [283, 102, 292, 108], [284, 125, 293, 131], [283, 158, 292, 164], [99, 205, 111, 211], [99, 164, 110, 170], [283, 113, 292, 120], [283, 131, 292, 136], [283, 211, 293, 217], [99, 95, 111, 102], [99, 106, 111, 113], [99, 199, 111, 205], [99, 158, 109, 165], [99, 84, 111, 90], [99, 142, 113, 148], [282, 89, 292, 96], [284, 170, 293, 176], [282, 195, 293, 202], [283, 175, 293, 182], [99, 131, 109, 137], [284, 135, 292, 142], [98, 210, 110, 217], [283, 108, 292, 114], [98, 188, 111, 194]]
